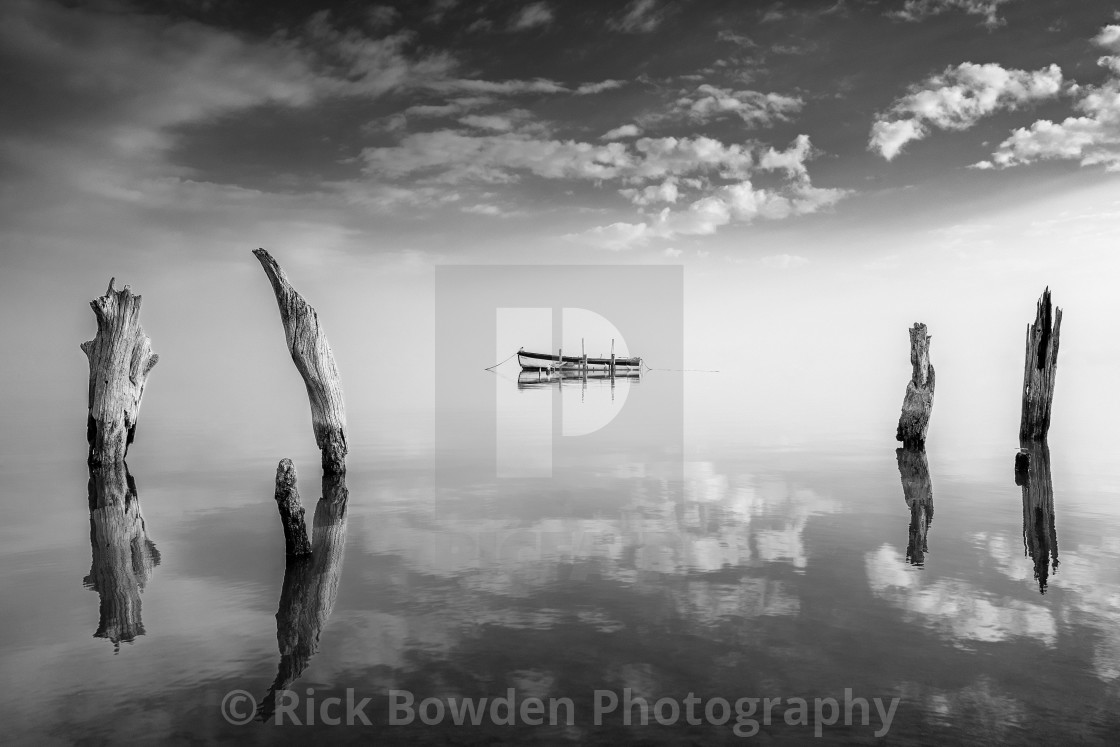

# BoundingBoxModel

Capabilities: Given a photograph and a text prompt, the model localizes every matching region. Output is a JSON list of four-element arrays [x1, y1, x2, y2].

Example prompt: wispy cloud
[[974, 26, 1120, 170], [510, 2, 554, 31], [886, 0, 1017, 30], [609, 0, 664, 33], [869, 62, 1064, 160], [760, 253, 810, 268], [676, 84, 803, 127]]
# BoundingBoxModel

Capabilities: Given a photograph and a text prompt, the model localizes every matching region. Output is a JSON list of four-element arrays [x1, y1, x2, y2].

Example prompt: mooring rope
[[484, 350, 520, 371]]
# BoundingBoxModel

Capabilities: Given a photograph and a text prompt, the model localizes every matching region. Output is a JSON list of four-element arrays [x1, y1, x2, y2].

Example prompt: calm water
[[2, 368, 1119, 745]]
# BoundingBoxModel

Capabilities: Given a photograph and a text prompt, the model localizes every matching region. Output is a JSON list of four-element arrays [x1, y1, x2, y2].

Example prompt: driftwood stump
[[1020, 288, 1061, 441], [896, 448, 934, 566], [1015, 441, 1058, 593], [81, 279, 158, 465], [258, 471, 349, 721], [274, 459, 311, 557], [253, 249, 348, 474], [896, 323, 934, 449], [84, 462, 160, 649]]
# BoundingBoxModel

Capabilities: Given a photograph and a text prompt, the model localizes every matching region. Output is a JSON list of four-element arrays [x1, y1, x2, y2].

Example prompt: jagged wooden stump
[[896, 323, 934, 449], [81, 279, 158, 465], [253, 249, 348, 474], [1020, 288, 1061, 441]]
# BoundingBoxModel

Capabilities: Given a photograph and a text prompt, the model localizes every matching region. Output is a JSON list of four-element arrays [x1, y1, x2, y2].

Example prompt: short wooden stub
[[1020, 287, 1062, 442], [896, 323, 934, 449], [81, 279, 159, 466], [253, 249, 348, 474], [274, 459, 311, 557]]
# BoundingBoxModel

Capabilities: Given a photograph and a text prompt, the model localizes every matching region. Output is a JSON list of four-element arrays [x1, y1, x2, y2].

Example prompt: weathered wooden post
[[1014, 441, 1058, 592], [81, 279, 159, 466], [896, 323, 934, 449], [253, 249, 348, 474], [273, 459, 311, 557], [896, 448, 934, 566], [1020, 288, 1062, 441], [610, 338, 616, 380]]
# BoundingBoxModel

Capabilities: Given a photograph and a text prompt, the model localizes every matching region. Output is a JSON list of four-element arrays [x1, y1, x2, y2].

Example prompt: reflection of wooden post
[[1016, 441, 1058, 593], [84, 462, 160, 649], [896, 323, 934, 449], [610, 339, 616, 380], [896, 448, 934, 566], [581, 338, 587, 378], [258, 472, 349, 721], [1020, 288, 1062, 441], [253, 249, 348, 475], [81, 279, 159, 466]]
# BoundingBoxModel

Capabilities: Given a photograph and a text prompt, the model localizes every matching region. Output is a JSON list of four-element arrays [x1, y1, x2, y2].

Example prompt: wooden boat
[[517, 348, 641, 372]]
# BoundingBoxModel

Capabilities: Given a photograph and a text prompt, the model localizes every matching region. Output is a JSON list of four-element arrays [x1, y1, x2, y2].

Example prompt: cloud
[[566, 136, 848, 248], [609, 0, 664, 33], [886, 0, 1016, 29], [760, 253, 809, 268], [575, 80, 625, 95], [602, 124, 643, 140], [663, 247, 683, 257], [620, 179, 680, 206], [510, 2, 554, 31], [676, 84, 803, 126], [869, 62, 1064, 160], [975, 27, 1120, 170], [458, 109, 532, 132]]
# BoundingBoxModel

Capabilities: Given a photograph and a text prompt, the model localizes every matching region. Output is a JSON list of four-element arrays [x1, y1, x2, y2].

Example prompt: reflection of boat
[[518, 349, 641, 371], [518, 369, 640, 389]]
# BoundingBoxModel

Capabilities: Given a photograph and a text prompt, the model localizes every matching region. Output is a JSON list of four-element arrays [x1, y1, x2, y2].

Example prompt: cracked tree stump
[[253, 249, 348, 474], [81, 279, 158, 466], [1020, 288, 1062, 442], [896, 323, 934, 449], [274, 459, 312, 557]]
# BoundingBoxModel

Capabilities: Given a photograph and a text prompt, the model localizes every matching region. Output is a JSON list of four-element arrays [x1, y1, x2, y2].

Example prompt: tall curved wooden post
[[81, 279, 158, 465], [896, 323, 934, 449], [1020, 288, 1061, 441], [253, 249, 348, 475]]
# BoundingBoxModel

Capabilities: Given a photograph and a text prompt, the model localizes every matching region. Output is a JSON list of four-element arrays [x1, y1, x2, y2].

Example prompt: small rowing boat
[[517, 348, 641, 372]]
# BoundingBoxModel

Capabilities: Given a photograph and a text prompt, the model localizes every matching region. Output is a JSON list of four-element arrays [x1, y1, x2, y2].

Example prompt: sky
[[2, 0, 1120, 462]]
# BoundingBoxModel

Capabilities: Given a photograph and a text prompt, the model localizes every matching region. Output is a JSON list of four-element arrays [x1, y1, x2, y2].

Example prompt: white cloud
[[575, 80, 625, 95], [663, 247, 683, 257], [510, 2, 554, 31], [870, 62, 1064, 160], [676, 84, 803, 126], [609, 0, 664, 33], [620, 179, 679, 206], [976, 28, 1120, 170], [568, 221, 650, 250], [601, 124, 643, 140], [886, 0, 1017, 29]]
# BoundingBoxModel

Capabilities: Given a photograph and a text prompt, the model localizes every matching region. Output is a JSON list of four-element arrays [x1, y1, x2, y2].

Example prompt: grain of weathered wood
[[896, 323, 935, 449], [253, 249, 348, 474], [81, 278, 158, 465], [1020, 288, 1062, 441], [273, 458, 311, 557]]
